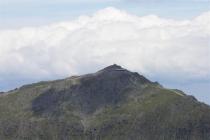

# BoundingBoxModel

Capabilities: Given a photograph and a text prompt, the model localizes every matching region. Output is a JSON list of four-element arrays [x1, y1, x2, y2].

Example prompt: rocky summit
[[0, 64, 210, 140]]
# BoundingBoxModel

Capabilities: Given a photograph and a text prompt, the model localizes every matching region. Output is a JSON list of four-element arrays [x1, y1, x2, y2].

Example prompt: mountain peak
[[102, 64, 124, 71], [98, 64, 151, 84], [1, 65, 210, 139]]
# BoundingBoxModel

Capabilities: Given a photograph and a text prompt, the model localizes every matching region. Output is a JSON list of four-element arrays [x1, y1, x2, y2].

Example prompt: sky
[[0, 0, 210, 104]]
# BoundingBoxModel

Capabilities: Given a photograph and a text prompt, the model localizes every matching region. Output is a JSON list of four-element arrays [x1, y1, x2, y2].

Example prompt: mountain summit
[[0, 65, 210, 140], [101, 64, 124, 70]]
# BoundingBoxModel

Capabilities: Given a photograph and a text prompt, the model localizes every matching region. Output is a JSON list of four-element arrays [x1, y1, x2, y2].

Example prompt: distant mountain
[[0, 64, 210, 140]]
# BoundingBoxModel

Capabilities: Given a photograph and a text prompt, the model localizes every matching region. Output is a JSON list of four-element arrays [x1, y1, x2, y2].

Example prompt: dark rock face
[[0, 64, 210, 140], [32, 64, 152, 115]]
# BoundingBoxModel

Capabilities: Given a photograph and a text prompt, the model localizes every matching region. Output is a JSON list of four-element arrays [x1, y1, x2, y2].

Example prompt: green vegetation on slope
[[0, 65, 210, 140]]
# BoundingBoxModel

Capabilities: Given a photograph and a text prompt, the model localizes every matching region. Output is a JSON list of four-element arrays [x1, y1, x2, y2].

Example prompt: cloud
[[0, 7, 210, 90]]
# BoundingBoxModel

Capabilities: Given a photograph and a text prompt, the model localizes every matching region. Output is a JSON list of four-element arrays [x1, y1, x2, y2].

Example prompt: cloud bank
[[0, 7, 210, 90]]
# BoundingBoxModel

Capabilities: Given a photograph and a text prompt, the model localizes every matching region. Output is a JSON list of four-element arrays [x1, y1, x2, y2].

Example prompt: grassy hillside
[[0, 65, 210, 140]]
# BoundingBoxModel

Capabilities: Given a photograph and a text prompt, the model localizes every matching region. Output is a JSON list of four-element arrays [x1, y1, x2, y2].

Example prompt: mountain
[[0, 64, 210, 140]]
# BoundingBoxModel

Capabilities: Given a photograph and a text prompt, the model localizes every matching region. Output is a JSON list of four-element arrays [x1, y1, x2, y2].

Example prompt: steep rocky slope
[[0, 64, 210, 140]]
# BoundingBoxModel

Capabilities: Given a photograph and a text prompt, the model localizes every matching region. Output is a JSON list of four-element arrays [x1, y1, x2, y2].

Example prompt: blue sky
[[1, 0, 210, 28], [0, 0, 209, 105]]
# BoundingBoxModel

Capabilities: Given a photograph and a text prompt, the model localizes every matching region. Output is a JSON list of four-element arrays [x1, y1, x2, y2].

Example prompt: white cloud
[[0, 7, 210, 86]]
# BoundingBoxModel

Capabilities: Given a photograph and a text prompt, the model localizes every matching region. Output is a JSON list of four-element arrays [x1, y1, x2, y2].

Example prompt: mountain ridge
[[0, 64, 210, 140]]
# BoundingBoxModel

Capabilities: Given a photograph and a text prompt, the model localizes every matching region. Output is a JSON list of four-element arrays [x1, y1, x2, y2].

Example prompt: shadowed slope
[[32, 64, 152, 116], [0, 64, 210, 140]]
